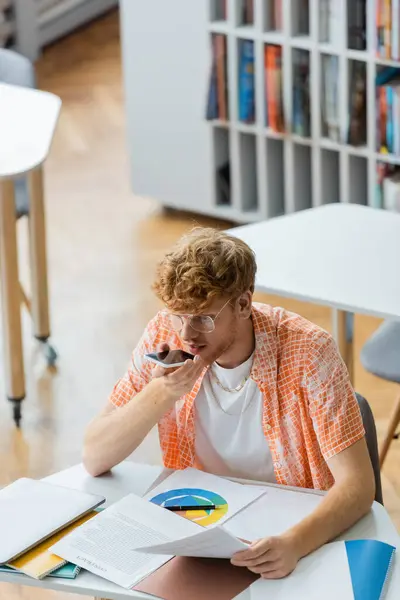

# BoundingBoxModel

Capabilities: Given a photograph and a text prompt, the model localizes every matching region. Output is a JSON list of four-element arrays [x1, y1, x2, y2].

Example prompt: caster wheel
[[43, 343, 58, 367], [13, 404, 21, 427], [8, 399, 23, 427]]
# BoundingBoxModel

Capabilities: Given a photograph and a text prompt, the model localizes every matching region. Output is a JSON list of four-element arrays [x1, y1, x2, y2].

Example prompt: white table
[[0, 461, 399, 600], [230, 204, 400, 383], [0, 82, 61, 424]]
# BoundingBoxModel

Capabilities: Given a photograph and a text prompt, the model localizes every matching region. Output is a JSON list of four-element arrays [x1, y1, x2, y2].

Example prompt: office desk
[[0, 461, 399, 600], [230, 204, 400, 384], [0, 82, 61, 424]]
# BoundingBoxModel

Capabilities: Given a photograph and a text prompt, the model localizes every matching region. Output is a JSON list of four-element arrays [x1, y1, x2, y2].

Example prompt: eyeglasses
[[165, 298, 232, 334]]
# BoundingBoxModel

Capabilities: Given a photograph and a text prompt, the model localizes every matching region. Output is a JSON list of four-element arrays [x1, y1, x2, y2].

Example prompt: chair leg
[[20, 283, 32, 314], [0, 180, 25, 421], [379, 393, 400, 468], [27, 166, 50, 340]]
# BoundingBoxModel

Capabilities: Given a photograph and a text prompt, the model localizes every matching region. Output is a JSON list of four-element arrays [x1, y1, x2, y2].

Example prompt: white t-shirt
[[194, 353, 276, 483]]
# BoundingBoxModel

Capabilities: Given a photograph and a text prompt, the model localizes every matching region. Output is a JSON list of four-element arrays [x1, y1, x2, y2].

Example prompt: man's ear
[[237, 292, 252, 318]]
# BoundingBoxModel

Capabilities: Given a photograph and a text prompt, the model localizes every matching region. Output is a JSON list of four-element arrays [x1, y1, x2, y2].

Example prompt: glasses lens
[[167, 313, 215, 333], [189, 315, 214, 333], [169, 314, 183, 331]]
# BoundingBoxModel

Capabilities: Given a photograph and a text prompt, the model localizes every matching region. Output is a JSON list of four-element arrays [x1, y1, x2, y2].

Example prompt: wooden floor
[[0, 9, 399, 598]]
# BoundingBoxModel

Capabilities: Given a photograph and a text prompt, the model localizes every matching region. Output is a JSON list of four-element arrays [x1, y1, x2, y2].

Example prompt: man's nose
[[181, 318, 197, 341]]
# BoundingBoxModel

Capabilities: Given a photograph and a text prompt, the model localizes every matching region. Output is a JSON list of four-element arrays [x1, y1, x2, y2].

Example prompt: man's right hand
[[152, 344, 206, 401]]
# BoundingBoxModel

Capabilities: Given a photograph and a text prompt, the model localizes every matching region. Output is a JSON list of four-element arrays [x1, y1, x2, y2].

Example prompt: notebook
[[0, 477, 105, 564], [0, 562, 81, 580], [345, 539, 396, 600], [6, 510, 98, 579]]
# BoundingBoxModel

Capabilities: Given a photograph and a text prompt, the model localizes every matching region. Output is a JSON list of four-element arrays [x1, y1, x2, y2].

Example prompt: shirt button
[[274, 461, 281, 469], [265, 424, 272, 431]]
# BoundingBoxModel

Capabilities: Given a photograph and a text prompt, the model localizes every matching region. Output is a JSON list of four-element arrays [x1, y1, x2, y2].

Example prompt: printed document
[[145, 467, 266, 525], [51, 492, 202, 589]]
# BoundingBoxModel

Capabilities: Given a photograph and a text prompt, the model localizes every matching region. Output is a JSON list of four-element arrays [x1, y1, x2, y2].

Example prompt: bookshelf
[[120, 0, 400, 223]]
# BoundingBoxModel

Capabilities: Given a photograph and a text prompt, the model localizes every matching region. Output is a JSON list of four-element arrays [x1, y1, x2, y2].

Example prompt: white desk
[[0, 461, 399, 600], [0, 82, 61, 424], [230, 204, 400, 383]]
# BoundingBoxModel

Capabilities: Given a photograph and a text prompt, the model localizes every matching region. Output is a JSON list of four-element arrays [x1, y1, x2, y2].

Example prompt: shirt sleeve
[[108, 320, 157, 408], [305, 332, 365, 461]]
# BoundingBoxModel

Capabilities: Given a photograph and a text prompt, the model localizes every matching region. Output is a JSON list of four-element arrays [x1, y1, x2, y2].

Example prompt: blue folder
[[345, 539, 396, 600]]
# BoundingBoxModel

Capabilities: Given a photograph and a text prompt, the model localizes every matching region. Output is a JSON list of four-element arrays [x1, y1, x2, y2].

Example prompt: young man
[[83, 227, 375, 579]]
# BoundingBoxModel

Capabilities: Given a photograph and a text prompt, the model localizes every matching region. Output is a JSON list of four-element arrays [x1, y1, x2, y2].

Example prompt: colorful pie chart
[[149, 487, 228, 526]]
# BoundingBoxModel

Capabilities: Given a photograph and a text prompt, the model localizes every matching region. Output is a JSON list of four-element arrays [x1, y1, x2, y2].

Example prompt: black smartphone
[[144, 349, 195, 369]]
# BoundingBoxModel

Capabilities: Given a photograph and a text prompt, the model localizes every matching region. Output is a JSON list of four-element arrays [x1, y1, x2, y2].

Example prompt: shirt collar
[[250, 304, 278, 384]]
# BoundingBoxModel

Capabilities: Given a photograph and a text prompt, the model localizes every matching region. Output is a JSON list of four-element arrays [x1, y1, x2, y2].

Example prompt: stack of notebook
[[0, 477, 105, 581], [0, 562, 81, 580]]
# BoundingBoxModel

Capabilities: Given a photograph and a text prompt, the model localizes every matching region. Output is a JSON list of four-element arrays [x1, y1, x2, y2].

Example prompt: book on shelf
[[375, 161, 399, 208], [206, 34, 228, 121], [212, 0, 228, 21], [216, 161, 230, 205], [376, 0, 400, 60], [264, 44, 284, 132], [270, 0, 283, 31], [296, 0, 310, 36], [347, 0, 367, 50], [382, 168, 400, 211], [292, 49, 310, 137], [215, 0, 228, 21], [240, 0, 254, 25], [375, 67, 400, 155], [347, 61, 367, 146], [321, 54, 340, 142], [238, 39, 255, 123], [319, 0, 342, 45], [0, 0, 14, 49]]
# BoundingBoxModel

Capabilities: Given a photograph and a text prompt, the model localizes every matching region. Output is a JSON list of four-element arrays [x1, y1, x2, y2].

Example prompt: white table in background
[[0, 82, 61, 424], [0, 460, 398, 600], [230, 204, 400, 383]]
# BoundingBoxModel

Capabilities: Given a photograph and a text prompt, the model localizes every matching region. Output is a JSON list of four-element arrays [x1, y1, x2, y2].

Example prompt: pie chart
[[149, 487, 228, 526]]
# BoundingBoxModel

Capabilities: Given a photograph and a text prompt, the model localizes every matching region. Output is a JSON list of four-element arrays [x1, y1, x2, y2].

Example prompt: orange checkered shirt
[[109, 303, 365, 491]]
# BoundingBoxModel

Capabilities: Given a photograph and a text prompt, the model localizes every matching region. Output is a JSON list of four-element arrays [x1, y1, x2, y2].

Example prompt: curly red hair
[[152, 227, 256, 313]]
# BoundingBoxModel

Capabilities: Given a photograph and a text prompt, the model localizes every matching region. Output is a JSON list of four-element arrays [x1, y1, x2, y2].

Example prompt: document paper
[[135, 524, 249, 559], [51, 492, 202, 589], [145, 467, 266, 526], [233, 541, 356, 600]]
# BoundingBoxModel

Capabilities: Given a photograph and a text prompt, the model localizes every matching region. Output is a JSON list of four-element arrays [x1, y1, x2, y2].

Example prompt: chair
[[355, 393, 383, 505], [360, 321, 400, 468]]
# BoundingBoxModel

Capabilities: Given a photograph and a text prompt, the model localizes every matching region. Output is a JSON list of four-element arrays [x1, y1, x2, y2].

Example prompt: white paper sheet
[[50, 492, 201, 589], [225, 485, 323, 541], [135, 524, 249, 559], [233, 541, 354, 600], [144, 467, 266, 527], [42, 461, 164, 507]]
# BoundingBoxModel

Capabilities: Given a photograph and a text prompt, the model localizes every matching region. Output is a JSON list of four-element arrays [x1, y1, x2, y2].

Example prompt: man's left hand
[[230, 534, 300, 579]]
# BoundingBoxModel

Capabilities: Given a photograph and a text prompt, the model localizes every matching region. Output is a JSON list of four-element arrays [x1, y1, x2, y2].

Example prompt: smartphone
[[144, 349, 195, 369]]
